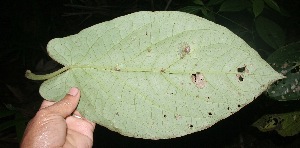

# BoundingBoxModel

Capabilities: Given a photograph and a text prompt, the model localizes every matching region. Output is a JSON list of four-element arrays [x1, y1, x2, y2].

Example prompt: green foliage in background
[[253, 111, 300, 137], [179, 0, 287, 50], [267, 42, 300, 101], [0, 105, 27, 141]]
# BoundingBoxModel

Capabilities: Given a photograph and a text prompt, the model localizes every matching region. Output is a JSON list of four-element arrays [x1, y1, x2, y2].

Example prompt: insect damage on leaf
[[236, 65, 250, 82], [191, 72, 206, 88], [179, 42, 191, 59]]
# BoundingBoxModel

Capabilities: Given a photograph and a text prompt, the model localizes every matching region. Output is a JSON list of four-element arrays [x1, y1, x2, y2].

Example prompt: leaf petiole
[[25, 66, 70, 80]]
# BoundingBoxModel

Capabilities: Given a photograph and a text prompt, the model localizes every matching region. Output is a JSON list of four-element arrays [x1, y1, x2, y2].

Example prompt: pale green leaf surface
[[27, 11, 283, 139]]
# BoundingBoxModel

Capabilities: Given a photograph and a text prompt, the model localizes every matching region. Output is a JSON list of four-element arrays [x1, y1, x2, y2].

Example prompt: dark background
[[1, 0, 300, 147]]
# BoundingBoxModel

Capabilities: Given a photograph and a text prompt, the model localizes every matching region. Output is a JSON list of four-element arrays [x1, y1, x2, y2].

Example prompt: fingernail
[[68, 87, 79, 96]]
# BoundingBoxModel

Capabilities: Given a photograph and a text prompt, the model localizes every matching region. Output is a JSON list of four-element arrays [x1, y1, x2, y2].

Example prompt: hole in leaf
[[291, 65, 300, 73], [208, 112, 212, 115], [163, 115, 167, 118], [267, 117, 279, 125], [238, 104, 241, 107], [236, 74, 244, 82], [191, 72, 206, 88], [292, 62, 297, 66], [239, 76, 244, 81], [189, 124, 193, 128], [227, 107, 230, 110], [237, 66, 246, 73]]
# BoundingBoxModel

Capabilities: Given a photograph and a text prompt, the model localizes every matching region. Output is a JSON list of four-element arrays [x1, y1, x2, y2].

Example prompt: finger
[[72, 111, 96, 127], [39, 100, 55, 110], [66, 113, 95, 140], [43, 87, 80, 118], [72, 110, 83, 119]]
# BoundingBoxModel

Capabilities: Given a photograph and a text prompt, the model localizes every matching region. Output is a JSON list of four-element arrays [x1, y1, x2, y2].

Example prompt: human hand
[[21, 87, 95, 148]]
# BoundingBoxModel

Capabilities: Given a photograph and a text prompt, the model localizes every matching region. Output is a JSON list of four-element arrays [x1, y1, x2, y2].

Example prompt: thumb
[[44, 87, 80, 118]]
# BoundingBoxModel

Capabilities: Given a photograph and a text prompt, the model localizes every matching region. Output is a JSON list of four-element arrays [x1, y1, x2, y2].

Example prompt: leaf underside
[[34, 11, 282, 139]]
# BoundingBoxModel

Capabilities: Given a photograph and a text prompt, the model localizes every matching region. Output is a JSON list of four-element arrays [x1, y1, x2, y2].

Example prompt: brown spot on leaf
[[179, 42, 191, 59], [174, 114, 181, 120]]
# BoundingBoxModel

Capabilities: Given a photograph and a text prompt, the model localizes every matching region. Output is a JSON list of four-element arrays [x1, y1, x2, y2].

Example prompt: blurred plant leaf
[[253, 111, 300, 137], [267, 42, 300, 101], [193, 0, 204, 5], [200, 7, 216, 21], [219, 0, 251, 12], [0, 108, 27, 140], [255, 16, 285, 49], [264, 0, 280, 13], [178, 6, 202, 14], [207, 0, 225, 6], [0, 109, 16, 118], [253, 0, 265, 17], [15, 112, 26, 141], [0, 120, 17, 132]]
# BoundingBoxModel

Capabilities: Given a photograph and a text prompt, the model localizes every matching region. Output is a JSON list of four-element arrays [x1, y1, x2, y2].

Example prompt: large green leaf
[[178, 6, 202, 14], [253, 111, 300, 137], [26, 11, 283, 139]]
